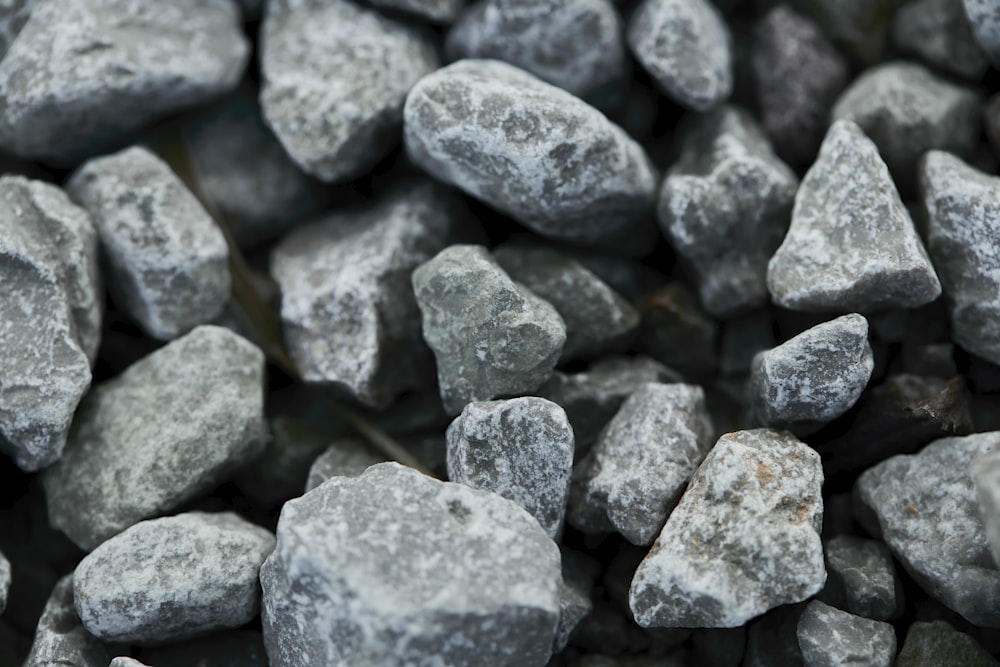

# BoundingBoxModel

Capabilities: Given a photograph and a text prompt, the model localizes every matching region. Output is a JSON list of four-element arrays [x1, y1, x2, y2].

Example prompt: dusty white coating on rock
[[569, 382, 714, 546], [24, 575, 109, 667], [893, 0, 986, 79], [371, 0, 465, 22], [260, 462, 562, 667], [67, 146, 230, 341], [856, 432, 1000, 627], [796, 601, 896, 667], [821, 535, 900, 621], [305, 438, 383, 492], [767, 120, 941, 312], [73, 512, 275, 644], [975, 448, 1000, 568], [964, 0, 1000, 68], [404, 59, 657, 242], [629, 429, 825, 628], [260, 0, 439, 182], [0, 549, 8, 614], [42, 326, 268, 551]]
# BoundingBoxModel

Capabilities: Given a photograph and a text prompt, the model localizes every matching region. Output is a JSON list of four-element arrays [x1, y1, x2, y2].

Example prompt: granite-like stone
[[964, 0, 1000, 68], [895, 620, 999, 667], [260, 462, 562, 667], [974, 448, 1000, 568], [893, 0, 987, 79], [793, 0, 901, 63], [305, 438, 383, 492], [819, 536, 902, 621], [629, 429, 825, 628], [796, 601, 895, 667], [24, 576, 109, 667], [371, 0, 465, 22], [0, 550, 8, 615]]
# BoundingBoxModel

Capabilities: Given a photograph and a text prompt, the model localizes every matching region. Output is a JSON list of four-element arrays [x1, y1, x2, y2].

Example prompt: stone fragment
[[819, 536, 902, 621], [0, 550, 8, 615], [767, 120, 940, 312], [629, 429, 825, 628], [404, 59, 657, 242], [260, 462, 562, 667], [895, 620, 998, 667], [67, 146, 230, 341], [796, 601, 895, 667], [24, 576, 109, 667], [412, 245, 566, 415], [371, 0, 465, 22], [305, 438, 383, 492], [974, 447, 1000, 567], [569, 383, 714, 546], [792, 0, 900, 63], [635, 284, 717, 379], [964, 0, 1000, 68], [43, 326, 268, 551], [893, 0, 986, 79]]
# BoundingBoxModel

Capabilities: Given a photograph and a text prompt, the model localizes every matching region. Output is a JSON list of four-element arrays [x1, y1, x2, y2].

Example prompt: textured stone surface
[[629, 429, 825, 628], [0, 0, 34, 63], [371, 0, 465, 22], [819, 536, 902, 620], [974, 448, 1000, 568], [964, 0, 1000, 68], [260, 462, 562, 667], [305, 438, 383, 492], [260, 0, 439, 182], [0, 0, 248, 162], [24, 576, 109, 667], [855, 432, 1000, 627], [569, 383, 714, 546], [627, 0, 732, 111], [796, 601, 895, 667], [43, 326, 268, 551], [767, 120, 940, 312], [893, 0, 986, 79], [793, 0, 901, 63], [895, 620, 999, 667], [404, 59, 657, 242], [67, 146, 230, 341], [412, 245, 566, 415], [657, 106, 798, 317], [0, 549, 8, 615]]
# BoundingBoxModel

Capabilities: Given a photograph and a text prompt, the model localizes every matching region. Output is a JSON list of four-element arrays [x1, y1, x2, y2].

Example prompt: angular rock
[[893, 0, 987, 79], [569, 383, 714, 546], [404, 59, 657, 242], [974, 448, 1000, 567], [305, 438, 383, 492], [626, 0, 732, 111], [0, 0, 248, 162], [412, 245, 566, 415], [371, 0, 465, 22], [0, 550, 8, 615], [24, 576, 109, 667], [67, 146, 230, 341], [895, 620, 999, 667], [260, 462, 562, 667], [629, 429, 825, 628], [964, 0, 1000, 68], [657, 106, 798, 317], [260, 0, 438, 182], [819, 536, 902, 621], [43, 326, 268, 551], [767, 120, 941, 312], [796, 601, 895, 667], [635, 284, 718, 379], [792, 0, 900, 63]]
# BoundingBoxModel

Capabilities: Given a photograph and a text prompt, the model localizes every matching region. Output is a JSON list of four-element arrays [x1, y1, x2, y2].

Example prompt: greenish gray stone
[[796, 601, 895, 667]]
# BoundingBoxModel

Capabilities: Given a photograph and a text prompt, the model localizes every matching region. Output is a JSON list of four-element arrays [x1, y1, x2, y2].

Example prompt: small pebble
[[304, 438, 383, 492], [24, 576, 109, 667], [895, 619, 999, 667], [795, 601, 895, 667], [819, 535, 902, 621], [964, 0, 1000, 68], [892, 0, 987, 80]]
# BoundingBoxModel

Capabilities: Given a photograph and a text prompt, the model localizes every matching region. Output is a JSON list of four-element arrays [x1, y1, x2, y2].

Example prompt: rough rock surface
[[404, 59, 657, 242], [569, 383, 714, 546], [767, 120, 940, 312], [893, 0, 987, 79], [67, 146, 230, 341], [42, 326, 268, 551], [819, 536, 901, 621], [964, 0, 1000, 68], [0, 549, 8, 615], [305, 438, 383, 492], [795, 601, 895, 667], [24, 576, 109, 667], [974, 447, 1000, 567], [260, 462, 562, 667], [895, 620, 999, 667], [629, 429, 825, 628], [371, 0, 465, 22]]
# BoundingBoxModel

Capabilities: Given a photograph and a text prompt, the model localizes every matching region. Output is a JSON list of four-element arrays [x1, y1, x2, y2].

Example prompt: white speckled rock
[[819, 536, 902, 621], [964, 0, 1000, 68], [404, 59, 657, 242], [569, 383, 714, 546], [67, 146, 230, 341], [304, 438, 383, 492], [975, 448, 1000, 567], [855, 432, 1000, 627], [0, 550, 8, 615], [260, 462, 562, 667], [796, 601, 895, 667], [767, 120, 940, 312], [629, 429, 825, 628], [893, 0, 987, 79], [109, 658, 149, 667], [626, 0, 732, 112], [42, 326, 268, 551], [24, 576, 109, 667], [371, 0, 465, 22], [260, 0, 439, 182]]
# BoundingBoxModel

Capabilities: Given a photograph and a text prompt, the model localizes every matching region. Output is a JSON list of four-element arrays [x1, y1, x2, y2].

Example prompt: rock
[[371, 0, 465, 22], [657, 106, 798, 317], [109, 658, 149, 667], [260, 462, 562, 667], [272, 183, 457, 408], [260, 0, 438, 182], [305, 438, 383, 492], [412, 245, 566, 415], [0, 0, 248, 162], [554, 550, 595, 653], [919, 151, 1000, 366], [0, 550, 8, 615], [24, 576, 109, 667], [404, 59, 657, 242], [895, 620, 999, 667], [42, 326, 268, 551], [974, 448, 1000, 567], [751, 5, 849, 166], [626, 0, 732, 111], [819, 536, 902, 621], [767, 120, 941, 312], [73, 512, 274, 644], [964, 0, 1000, 68], [635, 284, 718, 379], [494, 244, 638, 361], [796, 601, 895, 667], [893, 0, 987, 79], [446, 397, 574, 539], [569, 382, 714, 546], [0, 0, 33, 62], [855, 432, 1000, 627], [67, 146, 231, 341], [629, 429, 825, 628], [792, 0, 901, 63], [743, 604, 806, 667]]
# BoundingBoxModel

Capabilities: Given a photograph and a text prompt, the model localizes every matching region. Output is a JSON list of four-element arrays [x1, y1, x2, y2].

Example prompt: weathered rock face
[[819, 535, 902, 621], [24, 576, 110, 667], [305, 438, 383, 492], [795, 601, 896, 667], [260, 462, 562, 667], [975, 447, 1000, 568]]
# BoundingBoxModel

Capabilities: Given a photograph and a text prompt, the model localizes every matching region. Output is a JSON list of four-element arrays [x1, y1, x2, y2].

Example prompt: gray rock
[[749, 314, 874, 431], [792, 0, 900, 63], [0, 550, 8, 615], [42, 326, 268, 551], [24, 576, 109, 667], [974, 448, 1000, 568], [109, 658, 149, 667], [67, 146, 231, 341], [260, 462, 562, 667], [0, 0, 33, 62], [919, 151, 1000, 366], [403, 59, 657, 242], [370, 0, 465, 22], [569, 382, 714, 546], [260, 0, 438, 182], [819, 536, 902, 621], [412, 245, 566, 415], [305, 438, 383, 492], [964, 0, 1000, 68], [74, 512, 274, 644], [893, 0, 987, 79], [796, 601, 895, 667], [629, 429, 825, 628], [657, 106, 798, 317], [895, 620, 999, 667], [855, 432, 1000, 627], [766, 120, 941, 312], [554, 551, 594, 652], [0, 0, 248, 162], [626, 0, 732, 111]]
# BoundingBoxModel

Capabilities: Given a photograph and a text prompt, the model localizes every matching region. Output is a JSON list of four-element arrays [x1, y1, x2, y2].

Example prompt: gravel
[[819, 536, 902, 621], [796, 601, 896, 667]]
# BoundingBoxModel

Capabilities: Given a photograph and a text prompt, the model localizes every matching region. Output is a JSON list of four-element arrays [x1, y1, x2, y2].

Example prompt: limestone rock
[[305, 438, 383, 492], [24, 576, 109, 667], [796, 601, 896, 667]]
